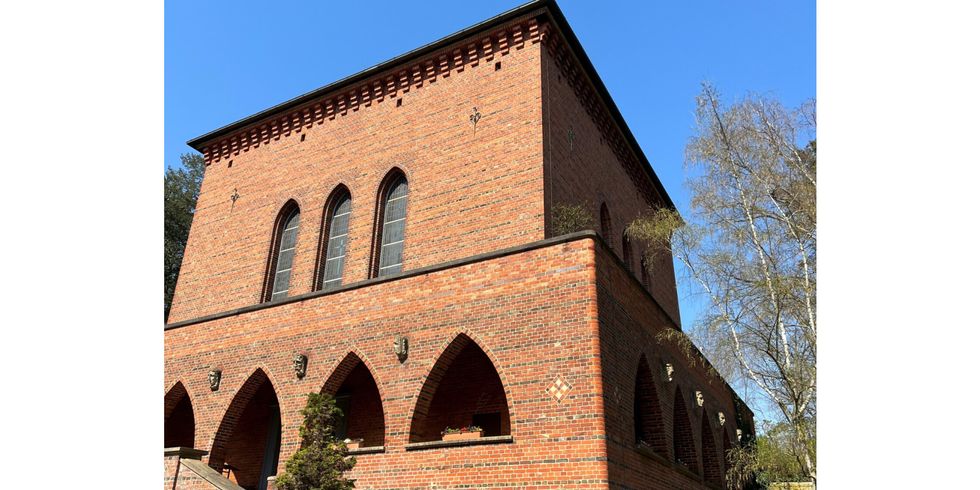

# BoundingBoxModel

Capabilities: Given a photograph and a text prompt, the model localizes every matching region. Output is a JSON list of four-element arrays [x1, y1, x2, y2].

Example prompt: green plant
[[551, 201, 595, 236], [441, 425, 482, 435], [275, 393, 356, 490]]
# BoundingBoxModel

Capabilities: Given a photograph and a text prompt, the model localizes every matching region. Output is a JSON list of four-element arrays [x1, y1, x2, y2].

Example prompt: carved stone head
[[736, 428, 743, 442], [293, 354, 308, 379], [394, 336, 409, 362], [208, 369, 222, 391], [718, 412, 726, 426], [695, 390, 704, 407], [664, 363, 674, 382]]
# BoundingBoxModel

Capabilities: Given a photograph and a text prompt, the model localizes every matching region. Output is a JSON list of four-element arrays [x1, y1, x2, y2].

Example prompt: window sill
[[347, 445, 385, 455], [405, 435, 513, 451]]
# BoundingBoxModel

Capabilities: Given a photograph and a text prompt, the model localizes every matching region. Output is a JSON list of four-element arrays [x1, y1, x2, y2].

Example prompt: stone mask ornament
[[208, 369, 222, 391], [664, 363, 674, 382], [695, 390, 704, 407], [293, 354, 308, 379]]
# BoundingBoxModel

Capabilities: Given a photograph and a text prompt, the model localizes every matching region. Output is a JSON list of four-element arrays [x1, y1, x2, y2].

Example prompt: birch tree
[[628, 84, 816, 483]]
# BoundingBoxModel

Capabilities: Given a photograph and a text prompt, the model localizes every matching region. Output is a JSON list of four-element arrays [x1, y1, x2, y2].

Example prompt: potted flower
[[441, 425, 483, 442], [343, 437, 364, 450]]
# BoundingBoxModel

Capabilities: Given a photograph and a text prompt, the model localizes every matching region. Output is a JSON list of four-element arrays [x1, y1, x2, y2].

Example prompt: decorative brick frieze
[[196, 16, 545, 167]]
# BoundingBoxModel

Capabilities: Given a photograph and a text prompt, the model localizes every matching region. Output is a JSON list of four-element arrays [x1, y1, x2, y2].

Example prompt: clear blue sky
[[166, 0, 814, 418]]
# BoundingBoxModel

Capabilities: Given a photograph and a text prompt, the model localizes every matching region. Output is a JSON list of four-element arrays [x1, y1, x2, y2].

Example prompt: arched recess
[[599, 203, 612, 246], [320, 352, 386, 447], [622, 232, 634, 273], [640, 256, 652, 289], [633, 355, 666, 455], [409, 334, 511, 442], [672, 386, 699, 474], [164, 381, 195, 448], [263, 200, 301, 302], [722, 428, 734, 484], [314, 185, 352, 291], [701, 409, 723, 487], [209, 369, 282, 490]]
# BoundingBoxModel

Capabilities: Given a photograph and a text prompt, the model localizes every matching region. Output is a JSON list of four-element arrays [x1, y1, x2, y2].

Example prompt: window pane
[[275, 249, 294, 273], [321, 194, 351, 290], [378, 177, 407, 276], [270, 209, 299, 300], [380, 218, 404, 245]]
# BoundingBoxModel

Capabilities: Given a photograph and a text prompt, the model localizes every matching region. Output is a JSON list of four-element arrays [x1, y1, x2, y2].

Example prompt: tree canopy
[[164, 153, 205, 322], [275, 393, 357, 490], [629, 84, 816, 483]]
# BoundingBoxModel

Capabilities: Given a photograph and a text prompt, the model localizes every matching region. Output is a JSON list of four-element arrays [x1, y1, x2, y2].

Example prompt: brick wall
[[592, 239, 749, 489], [169, 17, 547, 323], [540, 39, 682, 326], [165, 238, 610, 488]]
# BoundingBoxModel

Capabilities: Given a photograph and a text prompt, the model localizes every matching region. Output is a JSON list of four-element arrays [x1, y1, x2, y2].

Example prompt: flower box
[[343, 438, 364, 450], [440, 426, 484, 442]]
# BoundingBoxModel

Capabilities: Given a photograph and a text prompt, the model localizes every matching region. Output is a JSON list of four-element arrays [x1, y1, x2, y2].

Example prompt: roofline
[[185, 0, 675, 210]]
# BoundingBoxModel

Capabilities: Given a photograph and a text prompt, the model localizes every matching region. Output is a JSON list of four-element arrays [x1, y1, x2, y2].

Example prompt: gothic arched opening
[[701, 410, 723, 487], [164, 382, 195, 448], [209, 370, 281, 490], [673, 387, 699, 474], [722, 429, 734, 484], [409, 334, 510, 442], [633, 355, 666, 455], [321, 353, 386, 447]]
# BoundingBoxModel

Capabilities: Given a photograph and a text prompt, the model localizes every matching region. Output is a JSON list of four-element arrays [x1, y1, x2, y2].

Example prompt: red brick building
[[164, 1, 755, 488]]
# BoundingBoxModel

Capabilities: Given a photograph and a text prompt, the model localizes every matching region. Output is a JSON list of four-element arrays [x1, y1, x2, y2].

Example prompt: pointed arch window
[[266, 203, 300, 302], [600, 203, 611, 245], [623, 232, 634, 273], [318, 189, 352, 291], [375, 174, 408, 277], [641, 256, 651, 289]]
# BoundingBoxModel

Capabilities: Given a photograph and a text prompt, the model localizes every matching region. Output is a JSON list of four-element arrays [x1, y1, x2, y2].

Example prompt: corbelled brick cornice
[[196, 15, 545, 166]]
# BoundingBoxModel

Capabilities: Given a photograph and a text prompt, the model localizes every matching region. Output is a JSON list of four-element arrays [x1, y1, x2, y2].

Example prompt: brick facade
[[165, 2, 753, 488]]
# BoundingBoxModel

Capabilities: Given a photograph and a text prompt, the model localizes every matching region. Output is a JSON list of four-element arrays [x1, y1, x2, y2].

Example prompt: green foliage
[[164, 153, 205, 322], [629, 84, 817, 482], [275, 393, 356, 490], [725, 422, 813, 489], [441, 425, 482, 435], [551, 201, 596, 236]]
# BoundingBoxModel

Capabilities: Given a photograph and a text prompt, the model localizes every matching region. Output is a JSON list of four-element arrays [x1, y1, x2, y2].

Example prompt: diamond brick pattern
[[546, 375, 572, 403]]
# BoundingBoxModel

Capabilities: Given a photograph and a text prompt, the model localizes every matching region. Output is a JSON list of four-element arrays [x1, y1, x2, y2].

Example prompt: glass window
[[377, 176, 408, 277], [321, 193, 351, 290], [270, 208, 300, 301]]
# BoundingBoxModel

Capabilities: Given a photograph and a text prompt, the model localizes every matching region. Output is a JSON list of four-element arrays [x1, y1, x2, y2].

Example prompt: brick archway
[[722, 427, 734, 485], [164, 381, 195, 448], [209, 369, 282, 490], [633, 354, 666, 455], [701, 409, 723, 487], [409, 333, 511, 442], [321, 352, 386, 447], [672, 386, 699, 474]]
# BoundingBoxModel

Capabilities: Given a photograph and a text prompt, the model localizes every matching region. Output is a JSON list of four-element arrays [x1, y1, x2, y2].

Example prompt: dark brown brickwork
[[541, 41, 681, 326], [165, 2, 752, 488]]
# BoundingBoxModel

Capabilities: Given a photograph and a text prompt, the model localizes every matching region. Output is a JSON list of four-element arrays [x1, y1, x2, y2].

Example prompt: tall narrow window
[[600, 203, 611, 245], [622, 232, 634, 273], [641, 256, 652, 289], [267, 204, 300, 302], [319, 190, 352, 291], [376, 174, 408, 277]]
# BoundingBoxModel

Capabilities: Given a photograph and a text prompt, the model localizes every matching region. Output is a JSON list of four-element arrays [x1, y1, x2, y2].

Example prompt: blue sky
[[166, 0, 814, 418]]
